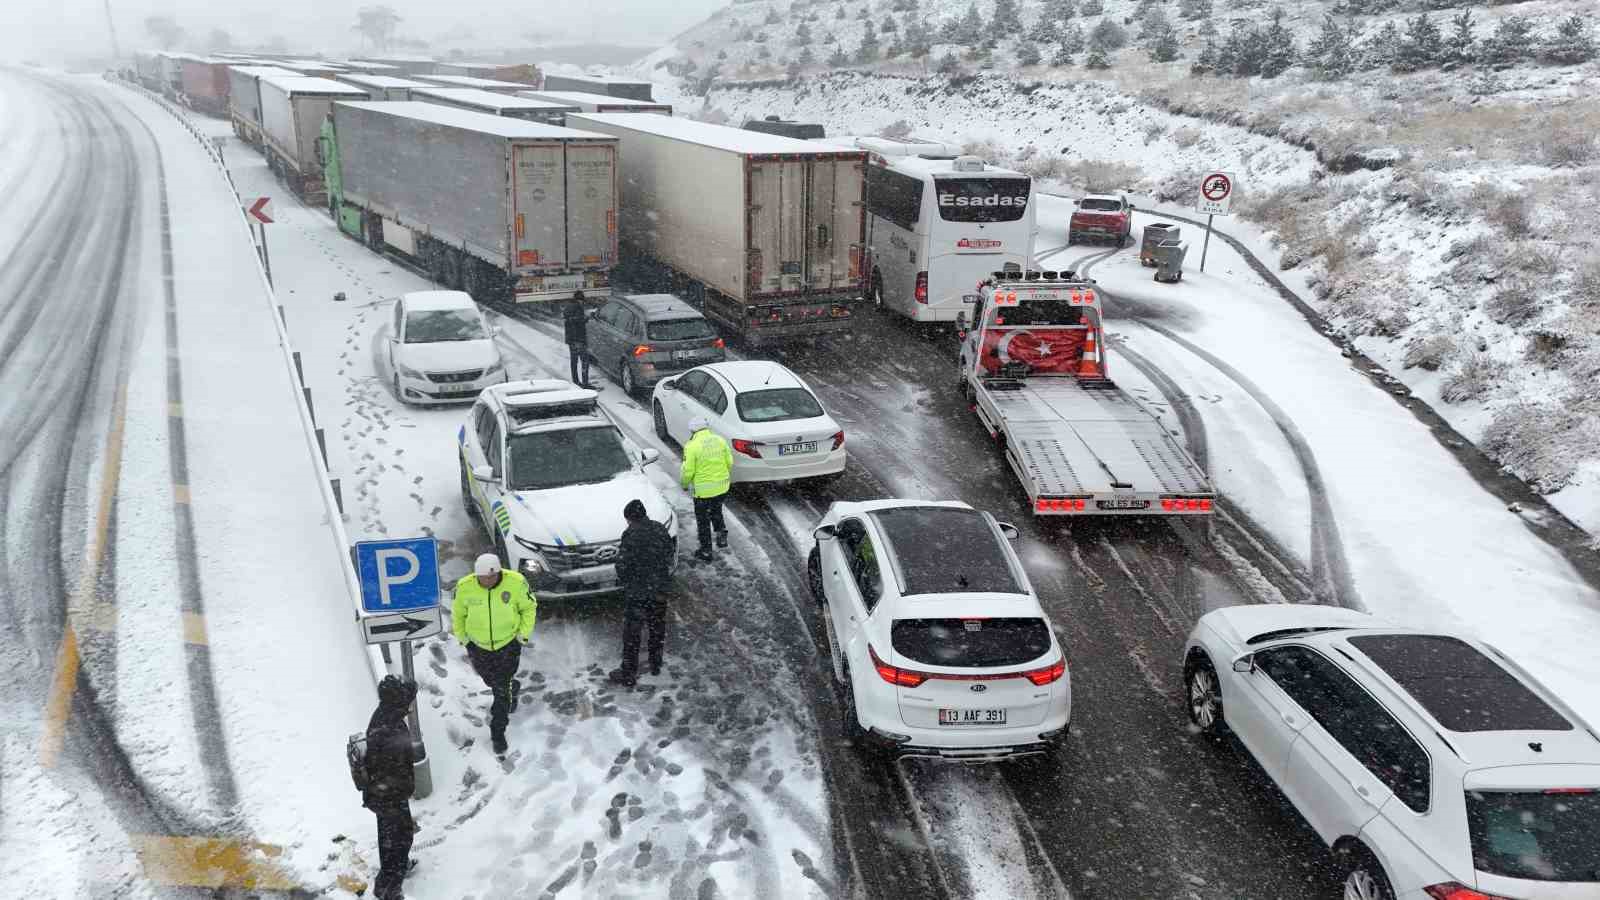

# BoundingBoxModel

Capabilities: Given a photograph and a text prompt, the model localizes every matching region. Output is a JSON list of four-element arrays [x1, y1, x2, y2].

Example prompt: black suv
[[586, 294, 726, 395]]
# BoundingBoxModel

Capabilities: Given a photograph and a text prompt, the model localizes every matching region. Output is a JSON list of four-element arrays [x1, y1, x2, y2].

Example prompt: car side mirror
[[996, 522, 1020, 541], [814, 524, 837, 541], [640, 448, 660, 466], [1231, 653, 1255, 674], [471, 465, 499, 486], [1128, 203, 1137, 211], [660, 379, 677, 392]]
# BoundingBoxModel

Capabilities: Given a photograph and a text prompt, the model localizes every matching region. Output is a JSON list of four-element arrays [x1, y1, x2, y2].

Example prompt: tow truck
[[956, 271, 1215, 516]]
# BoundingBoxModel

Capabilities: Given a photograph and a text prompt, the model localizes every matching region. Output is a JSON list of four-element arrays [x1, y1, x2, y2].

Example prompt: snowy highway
[[8, 63, 1600, 900]]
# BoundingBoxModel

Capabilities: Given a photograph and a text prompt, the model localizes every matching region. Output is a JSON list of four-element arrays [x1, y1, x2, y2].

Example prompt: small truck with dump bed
[[956, 272, 1215, 517]]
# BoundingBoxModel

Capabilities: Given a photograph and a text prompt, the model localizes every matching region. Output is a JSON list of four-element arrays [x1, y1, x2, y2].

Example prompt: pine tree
[[859, 5, 871, 21], [1060, 21, 1086, 52], [905, 16, 933, 58], [1136, 0, 1159, 25], [1393, 13, 1443, 72], [1150, 26, 1182, 61], [828, 43, 850, 66], [1140, 8, 1172, 46], [1051, 41, 1075, 66], [1220, 18, 1266, 76], [1085, 44, 1111, 68], [1360, 20, 1403, 70], [1307, 13, 1357, 78], [857, 20, 881, 62], [957, 3, 984, 43], [939, 17, 961, 44], [716, 49, 728, 61], [992, 0, 1025, 32], [1081, 0, 1105, 16], [1090, 17, 1129, 51], [1541, 14, 1596, 65], [796, 20, 814, 45], [799, 45, 817, 66], [1261, 8, 1297, 77], [1029, 13, 1060, 45], [1179, 0, 1212, 22], [1054, 0, 1079, 20], [765, 8, 781, 25], [1017, 40, 1043, 65], [1480, 15, 1533, 68], [1442, 8, 1475, 67], [881, 15, 897, 33], [757, 44, 772, 60], [1191, 35, 1219, 74], [936, 50, 962, 73]]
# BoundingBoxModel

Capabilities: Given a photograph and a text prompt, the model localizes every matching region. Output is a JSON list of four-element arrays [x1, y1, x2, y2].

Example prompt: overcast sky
[[2, 0, 724, 60]]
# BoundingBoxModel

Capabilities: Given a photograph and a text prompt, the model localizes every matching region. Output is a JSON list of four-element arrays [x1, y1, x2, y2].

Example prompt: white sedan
[[809, 499, 1071, 762], [387, 291, 507, 404], [649, 361, 846, 484]]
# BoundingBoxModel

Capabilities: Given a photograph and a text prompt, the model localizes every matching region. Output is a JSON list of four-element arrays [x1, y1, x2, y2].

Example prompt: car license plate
[[533, 274, 585, 292], [939, 708, 1007, 726], [579, 576, 614, 590], [672, 349, 697, 361], [438, 382, 478, 393], [963, 294, 979, 303], [1098, 497, 1149, 510], [778, 441, 817, 456]]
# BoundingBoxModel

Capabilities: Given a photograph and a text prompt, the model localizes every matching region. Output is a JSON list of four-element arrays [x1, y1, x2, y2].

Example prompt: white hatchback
[[1183, 605, 1600, 900], [649, 361, 846, 484], [808, 499, 1071, 762], [387, 291, 507, 404]]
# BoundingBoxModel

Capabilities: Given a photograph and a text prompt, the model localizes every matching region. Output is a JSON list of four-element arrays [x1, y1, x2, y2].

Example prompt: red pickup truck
[[1067, 194, 1135, 247]]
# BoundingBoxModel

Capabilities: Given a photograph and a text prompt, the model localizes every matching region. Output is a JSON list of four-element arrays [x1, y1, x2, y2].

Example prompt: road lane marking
[[182, 612, 209, 646], [172, 483, 191, 505], [128, 835, 297, 890]]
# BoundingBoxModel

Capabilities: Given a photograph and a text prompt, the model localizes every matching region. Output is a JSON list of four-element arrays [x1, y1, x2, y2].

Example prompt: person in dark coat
[[561, 291, 592, 388], [608, 499, 676, 687], [364, 675, 417, 900]]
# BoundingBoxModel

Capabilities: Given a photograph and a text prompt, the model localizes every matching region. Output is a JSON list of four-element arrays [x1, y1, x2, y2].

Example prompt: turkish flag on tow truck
[[981, 328, 1087, 375]]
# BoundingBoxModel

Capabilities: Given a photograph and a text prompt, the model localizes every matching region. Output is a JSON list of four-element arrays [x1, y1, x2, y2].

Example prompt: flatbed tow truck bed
[[960, 273, 1214, 516]]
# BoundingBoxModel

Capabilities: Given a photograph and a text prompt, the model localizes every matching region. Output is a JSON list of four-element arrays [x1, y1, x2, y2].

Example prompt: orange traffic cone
[[1077, 327, 1105, 378]]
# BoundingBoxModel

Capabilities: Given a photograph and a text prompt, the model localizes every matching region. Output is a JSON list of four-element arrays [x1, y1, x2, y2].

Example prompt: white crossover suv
[[808, 499, 1071, 762], [1183, 605, 1600, 900], [459, 380, 677, 599]]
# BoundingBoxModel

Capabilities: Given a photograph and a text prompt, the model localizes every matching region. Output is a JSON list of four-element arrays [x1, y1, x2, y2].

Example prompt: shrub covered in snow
[[1439, 351, 1508, 404]]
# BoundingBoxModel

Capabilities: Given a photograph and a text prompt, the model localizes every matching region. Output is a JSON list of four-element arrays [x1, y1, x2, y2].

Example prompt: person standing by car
[[363, 676, 417, 900], [451, 553, 537, 755], [609, 499, 676, 687], [562, 291, 592, 388], [679, 416, 732, 561]]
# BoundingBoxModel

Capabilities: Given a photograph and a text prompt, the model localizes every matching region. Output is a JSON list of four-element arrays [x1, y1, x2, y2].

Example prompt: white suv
[[459, 380, 677, 598], [808, 499, 1071, 762], [1183, 605, 1600, 900]]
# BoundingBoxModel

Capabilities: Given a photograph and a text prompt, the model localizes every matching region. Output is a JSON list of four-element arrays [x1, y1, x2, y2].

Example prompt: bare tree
[[206, 28, 234, 52], [143, 15, 184, 50], [353, 5, 403, 52]]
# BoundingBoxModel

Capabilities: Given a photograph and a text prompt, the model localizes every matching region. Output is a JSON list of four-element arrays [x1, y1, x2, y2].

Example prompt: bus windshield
[[934, 177, 1031, 223]]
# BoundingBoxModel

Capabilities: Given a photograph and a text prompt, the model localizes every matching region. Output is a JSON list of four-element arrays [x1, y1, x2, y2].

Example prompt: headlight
[[483, 360, 504, 375], [521, 556, 545, 575], [394, 361, 424, 379], [512, 535, 546, 573]]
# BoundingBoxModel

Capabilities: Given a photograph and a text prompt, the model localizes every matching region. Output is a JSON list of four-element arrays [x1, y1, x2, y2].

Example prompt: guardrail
[[107, 75, 391, 690]]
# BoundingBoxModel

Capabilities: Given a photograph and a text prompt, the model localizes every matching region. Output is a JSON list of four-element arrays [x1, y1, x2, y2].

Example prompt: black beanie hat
[[623, 499, 647, 521]]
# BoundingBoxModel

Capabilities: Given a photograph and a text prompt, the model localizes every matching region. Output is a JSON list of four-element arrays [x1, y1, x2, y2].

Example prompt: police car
[[459, 380, 677, 598]]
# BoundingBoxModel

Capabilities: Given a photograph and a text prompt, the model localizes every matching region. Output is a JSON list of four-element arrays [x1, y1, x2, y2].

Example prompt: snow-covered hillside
[[625, 0, 1600, 538]]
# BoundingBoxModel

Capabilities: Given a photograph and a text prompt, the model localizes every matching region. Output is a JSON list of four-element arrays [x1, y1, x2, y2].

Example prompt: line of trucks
[[121, 52, 1214, 519]]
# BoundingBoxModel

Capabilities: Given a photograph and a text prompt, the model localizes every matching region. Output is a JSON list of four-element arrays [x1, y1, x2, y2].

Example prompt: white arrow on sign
[[361, 608, 443, 645], [244, 196, 274, 224]]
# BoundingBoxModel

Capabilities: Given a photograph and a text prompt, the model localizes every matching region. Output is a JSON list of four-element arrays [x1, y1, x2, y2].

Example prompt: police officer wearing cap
[[451, 553, 537, 755], [680, 416, 732, 562]]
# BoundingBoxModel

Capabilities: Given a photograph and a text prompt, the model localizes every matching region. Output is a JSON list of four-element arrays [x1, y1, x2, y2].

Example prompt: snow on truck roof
[[421, 74, 531, 90], [338, 74, 431, 89], [229, 65, 297, 78], [528, 91, 668, 108], [256, 74, 369, 96], [337, 101, 613, 141], [569, 113, 865, 156], [412, 87, 575, 112]]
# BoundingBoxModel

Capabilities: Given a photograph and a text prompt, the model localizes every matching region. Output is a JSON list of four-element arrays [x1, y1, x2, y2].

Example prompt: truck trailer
[[520, 90, 671, 115], [411, 87, 577, 124], [350, 55, 438, 77], [567, 113, 865, 345], [227, 65, 298, 147], [334, 74, 432, 101], [432, 61, 541, 84], [540, 73, 654, 102], [258, 74, 369, 203], [179, 57, 233, 116], [957, 273, 1215, 517], [417, 74, 531, 94], [321, 101, 618, 303]]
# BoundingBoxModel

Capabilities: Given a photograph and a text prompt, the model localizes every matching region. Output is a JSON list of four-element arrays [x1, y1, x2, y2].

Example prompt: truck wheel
[[1066, 230, 1076, 246]]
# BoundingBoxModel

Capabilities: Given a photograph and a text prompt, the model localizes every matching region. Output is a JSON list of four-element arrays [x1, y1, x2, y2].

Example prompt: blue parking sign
[[354, 537, 440, 613]]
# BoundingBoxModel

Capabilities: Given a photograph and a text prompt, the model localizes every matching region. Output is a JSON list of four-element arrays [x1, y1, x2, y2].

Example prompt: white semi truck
[[958, 272, 1215, 517]]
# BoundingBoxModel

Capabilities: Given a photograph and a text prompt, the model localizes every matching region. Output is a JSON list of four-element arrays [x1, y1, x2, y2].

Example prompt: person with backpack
[[362, 675, 417, 900]]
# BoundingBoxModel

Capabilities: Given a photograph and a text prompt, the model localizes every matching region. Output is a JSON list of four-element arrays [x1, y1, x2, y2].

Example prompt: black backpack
[[346, 732, 369, 792]]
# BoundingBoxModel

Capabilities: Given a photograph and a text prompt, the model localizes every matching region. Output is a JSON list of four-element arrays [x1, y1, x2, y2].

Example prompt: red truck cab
[[1067, 194, 1134, 247]]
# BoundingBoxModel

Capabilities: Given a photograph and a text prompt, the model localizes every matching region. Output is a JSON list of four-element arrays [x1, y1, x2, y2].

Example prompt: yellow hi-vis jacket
[[452, 570, 537, 651], [680, 428, 733, 499]]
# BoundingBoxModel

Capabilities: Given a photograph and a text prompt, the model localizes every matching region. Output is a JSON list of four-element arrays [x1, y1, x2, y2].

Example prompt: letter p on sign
[[355, 537, 440, 613]]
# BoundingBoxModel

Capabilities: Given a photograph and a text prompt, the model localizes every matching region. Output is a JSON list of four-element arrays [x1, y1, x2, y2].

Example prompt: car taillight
[[632, 344, 652, 357], [830, 430, 845, 451], [914, 271, 928, 304], [1035, 497, 1087, 512], [1423, 885, 1512, 900], [712, 337, 726, 349], [1161, 497, 1213, 511], [731, 438, 762, 459], [1024, 657, 1067, 686], [869, 645, 927, 688], [849, 245, 862, 281], [830, 305, 850, 318]]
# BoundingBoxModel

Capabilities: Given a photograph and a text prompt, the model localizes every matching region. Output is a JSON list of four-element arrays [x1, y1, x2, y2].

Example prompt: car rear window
[[869, 507, 1022, 595], [934, 176, 1031, 223], [1467, 789, 1600, 882], [892, 618, 1051, 668], [735, 388, 823, 423], [646, 317, 716, 342], [1348, 635, 1571, 732], [1077, 198, 1121, 212]]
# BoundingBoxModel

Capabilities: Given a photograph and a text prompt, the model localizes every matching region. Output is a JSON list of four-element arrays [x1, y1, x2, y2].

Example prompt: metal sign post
[[244, 197, 275, 286], [1195, 172, 1235, 275], [354, 537, 442, 800]]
